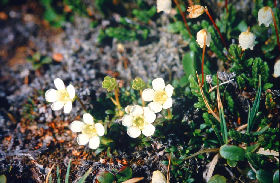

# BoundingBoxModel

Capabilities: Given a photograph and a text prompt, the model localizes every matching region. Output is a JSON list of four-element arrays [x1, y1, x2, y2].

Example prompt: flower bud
[[196, 29, 211, 48], [157, 0, 172, 14], [238, 29, 256, 50], [273, 59, 280, 78], [258, 7, 273, 27], [152, 170, 167, 183]]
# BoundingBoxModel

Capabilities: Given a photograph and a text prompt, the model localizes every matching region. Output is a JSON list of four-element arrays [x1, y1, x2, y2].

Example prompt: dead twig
[[196, 72, 220, 122]]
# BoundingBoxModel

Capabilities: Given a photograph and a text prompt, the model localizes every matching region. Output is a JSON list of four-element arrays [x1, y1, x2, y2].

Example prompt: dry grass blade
[[45, 164, 55, 183], [122, 177, 144, 183], [205, 154, 219, 182], [185, 148, 219, 160], [196, 72, 220, 122], [167, 154, 171, 183]]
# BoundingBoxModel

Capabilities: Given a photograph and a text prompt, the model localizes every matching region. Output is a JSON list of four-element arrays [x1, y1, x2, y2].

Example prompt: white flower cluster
[[45, 78, 105, 149], [122, 78, 173, 138]]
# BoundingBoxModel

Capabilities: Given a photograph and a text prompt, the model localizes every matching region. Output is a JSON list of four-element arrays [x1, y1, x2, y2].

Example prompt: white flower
[[45, 78, 75, 113], [273, 59, 280, 78], [122, 105, 156, 138], [238, 29, 256, 50], [70, 113, 105, 149], [258, 7, 273, 27], [142, 78, 173, 113], [196, 29, 212, 48], [157, 0, 172, 14], [152, 170, 167, 183]]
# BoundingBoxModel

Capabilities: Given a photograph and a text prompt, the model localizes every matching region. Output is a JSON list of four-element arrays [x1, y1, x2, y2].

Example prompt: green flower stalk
[[102, 76, 123, 116], [132, 77, 146, 107]]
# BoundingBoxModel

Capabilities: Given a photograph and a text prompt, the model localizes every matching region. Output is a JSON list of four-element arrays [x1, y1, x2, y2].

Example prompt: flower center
[[82, 124, 97, 138], [154, 90, 168, 105], [57, 89, 71, 102], [133, 116, 145, 130]]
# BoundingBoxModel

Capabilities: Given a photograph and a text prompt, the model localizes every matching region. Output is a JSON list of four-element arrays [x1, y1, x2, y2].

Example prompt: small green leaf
[[78, 167, 92, 183], [219, 144, 245, 161], [65, 160, 71, 183], [97, 172, 115, 183], [132, 77, 146, 90], [182, 51, 196, 79], [227, 159, 237, 167], [116, 167, 133, 182], [256, 169, 273, 183], [0, 175, 7, 183], [208, 174, 227, 183], [100, 137, 114, 145], [273, 170, 279, 183], [102, 76, 118, 92]]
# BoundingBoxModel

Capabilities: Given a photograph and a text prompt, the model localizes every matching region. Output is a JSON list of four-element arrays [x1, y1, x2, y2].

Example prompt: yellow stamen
[[82, 124, 97, 138], [154, 90, 168, 105]]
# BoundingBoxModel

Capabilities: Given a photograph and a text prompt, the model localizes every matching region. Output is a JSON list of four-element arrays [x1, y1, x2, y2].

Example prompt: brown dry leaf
[[257, 148, 279, 157], [122, 177, 144, 183], [205, 153, 219, 182], [52, 53, 64, 62]]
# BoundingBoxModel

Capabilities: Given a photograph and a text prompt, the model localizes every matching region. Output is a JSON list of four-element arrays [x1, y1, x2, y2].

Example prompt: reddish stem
[[205, 8, 227, 50], [271, 8, 280, 51], [225, 0, 228, 13], [201, 35, 206, 86], [173, 0, 193, 38], [274, 0, 277, 8]]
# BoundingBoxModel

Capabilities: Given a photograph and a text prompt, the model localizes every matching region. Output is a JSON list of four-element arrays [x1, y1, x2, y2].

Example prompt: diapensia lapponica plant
[[45, 77, 173, 149]]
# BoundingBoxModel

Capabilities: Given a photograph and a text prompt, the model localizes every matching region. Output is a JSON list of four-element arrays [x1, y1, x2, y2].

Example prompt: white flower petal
[[45, 89, 58, 102], [142, 124, 155, 137], [88, 136, 100, 149], [66, 84, 75, 100], [152, 78, 165, 91], [152, 170, 167, 183], [148, 102, 162, 113], [77, 134, 89, 145], [70, 121, 85, 132], [127, 126, 141, 138], [144, 107, 156, 123], [131, 105, 144, 116], [51, 101, 64, 111], [122, 114, 133, 127], [125, 105, 133, 113], [142, 88, 155, 101], [273, 59, 280, 78], [157, 0, 172, 14], [54, 78, 65, 90], [165, 84, 174, 97], [83, 113, 94, 125], [95, 123, 105, 136], [64, 101, 72, 113], [162, 97, 172, 109]]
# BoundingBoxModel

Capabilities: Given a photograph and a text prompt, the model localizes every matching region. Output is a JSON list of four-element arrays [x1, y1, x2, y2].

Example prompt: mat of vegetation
[[0, 0, 279, 183]]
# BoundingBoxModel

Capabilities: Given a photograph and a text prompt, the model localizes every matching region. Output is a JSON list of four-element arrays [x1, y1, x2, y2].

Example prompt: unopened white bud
[[258, 7, 273, 27], [196, 29, 211, 48]]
